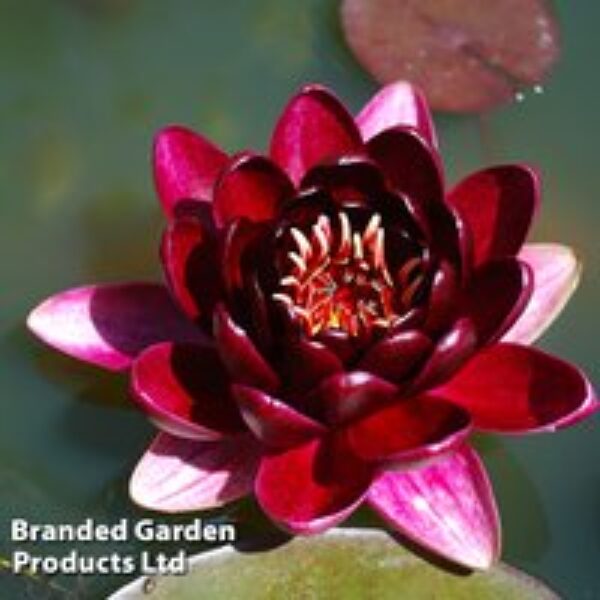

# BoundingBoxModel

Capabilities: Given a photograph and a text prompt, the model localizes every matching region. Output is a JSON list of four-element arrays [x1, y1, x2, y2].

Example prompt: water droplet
[[514, 92, 526, 103], [533, 84, 544, 94]]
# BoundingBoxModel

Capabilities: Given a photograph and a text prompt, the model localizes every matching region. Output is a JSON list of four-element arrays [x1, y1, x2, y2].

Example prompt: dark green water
[[0, 1, 597, 598]]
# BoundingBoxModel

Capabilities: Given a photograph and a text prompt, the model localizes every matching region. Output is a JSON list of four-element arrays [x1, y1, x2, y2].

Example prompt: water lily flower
[[28, 82, 597, 570]]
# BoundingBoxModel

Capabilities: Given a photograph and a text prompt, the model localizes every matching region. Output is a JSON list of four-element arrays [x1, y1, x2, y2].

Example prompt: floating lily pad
[[341, 0, 560, 113], [110, 529, 559, 599]]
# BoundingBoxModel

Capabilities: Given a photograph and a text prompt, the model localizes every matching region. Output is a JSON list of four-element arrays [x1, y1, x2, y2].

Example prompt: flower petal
[[279, 337, 343, 395], [222, 218, 267, 292], [503, 244, 581, 345], [153, 126, 228, 217], [131, 343, 244, 440], [358, 330, 432, 384], [27, 283, 205, 371], [314, 328, 358, 364], [433, 343, 597, 433], [422, 260, 460, 334], [213, 305, 280, 392], [161, 214, 222, 322], [464, 258, 533, 346], [368, 445, 500, 570], [412, 318, 477, 391], [315, 371, 398, 425], [367, 126, 443, 214], [270, 85, 363, 185], [356, 81, 437, 148], [255, 436, 374, 535], [346, 396, 471, 465], [448, 165, 540, 267], [232, 384, 326, 448], [367, 126, 462, 267], [130, 432, 260, 512], [300, 155, 386, 207], [213, 154, 293, 228]]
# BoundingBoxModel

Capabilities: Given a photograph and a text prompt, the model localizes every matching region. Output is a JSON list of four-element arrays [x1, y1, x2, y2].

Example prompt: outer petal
[[346, 396, 470, 465], [503, 244, 581, 345], [213, 305, 280, 393], [153, 126, 228, 216], [368, 445, 500, 570], [356, 81, 437, 148], [232, 385, 326, 448], [448, 165, 540, 267], [130, 433, 260, 512], [161, 214, 222, 322], [255, 436, 374, 535], [131, 343, 244, 440], [270, 85, 363, 185], [27, 283, 205, 371], [213, 154, 293, 228], [433, 343, 597, 433]]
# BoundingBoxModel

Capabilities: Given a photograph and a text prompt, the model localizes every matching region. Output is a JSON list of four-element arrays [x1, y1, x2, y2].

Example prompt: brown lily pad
[[341, 0, 560, 113]]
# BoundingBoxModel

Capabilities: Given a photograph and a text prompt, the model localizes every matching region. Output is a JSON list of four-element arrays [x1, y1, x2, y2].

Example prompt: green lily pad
[[109, 529, 559, 599]]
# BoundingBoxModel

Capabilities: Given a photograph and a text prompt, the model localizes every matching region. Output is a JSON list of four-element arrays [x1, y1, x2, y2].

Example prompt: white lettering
[[11, 551, 30, 573], [11, 519, 29, 542]]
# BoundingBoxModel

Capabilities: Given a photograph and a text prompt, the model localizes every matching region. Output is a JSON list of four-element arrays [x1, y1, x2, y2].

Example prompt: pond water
[[0, 0, 598, 598]]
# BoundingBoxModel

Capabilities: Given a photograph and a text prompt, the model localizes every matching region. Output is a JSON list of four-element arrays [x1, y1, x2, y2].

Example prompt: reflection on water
[[0, 0, 598, 597]]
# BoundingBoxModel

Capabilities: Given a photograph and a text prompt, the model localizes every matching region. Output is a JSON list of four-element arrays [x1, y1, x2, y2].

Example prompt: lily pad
[[341, 0, 560, 113], [110, 529, 559, 599]]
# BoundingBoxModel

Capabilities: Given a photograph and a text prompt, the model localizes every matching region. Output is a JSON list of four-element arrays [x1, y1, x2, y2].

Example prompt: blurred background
[[0, 0, 598, 597]]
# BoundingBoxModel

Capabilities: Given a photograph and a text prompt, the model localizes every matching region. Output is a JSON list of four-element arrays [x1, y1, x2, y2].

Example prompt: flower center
[[273, 212, 424, 338]]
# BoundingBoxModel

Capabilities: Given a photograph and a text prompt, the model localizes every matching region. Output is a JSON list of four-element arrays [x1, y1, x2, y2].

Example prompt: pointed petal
[[448, 165, 540, 267], [161, 214, 222, 321], [233, 385, 326, 448], [153, 126, 228, 216], [356, 81, 437, 148], [346, 396, 471, 465], [503, 244, 581, 345], [131, 343, 244, 440], [213, 154, 293, 228], [464, 258, 533, 346], [130, 433, 260, 512], [256, 436, 373, 535], [434, 343, 597, 433], [213, 305, 280, 392], [27, 283, 205, 371], [368, 445, 500, 570], [270, 85, 363, 185]]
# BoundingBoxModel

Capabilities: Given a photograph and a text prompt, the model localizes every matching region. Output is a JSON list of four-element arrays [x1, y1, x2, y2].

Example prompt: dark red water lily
[[28, 82, 596, 569]]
